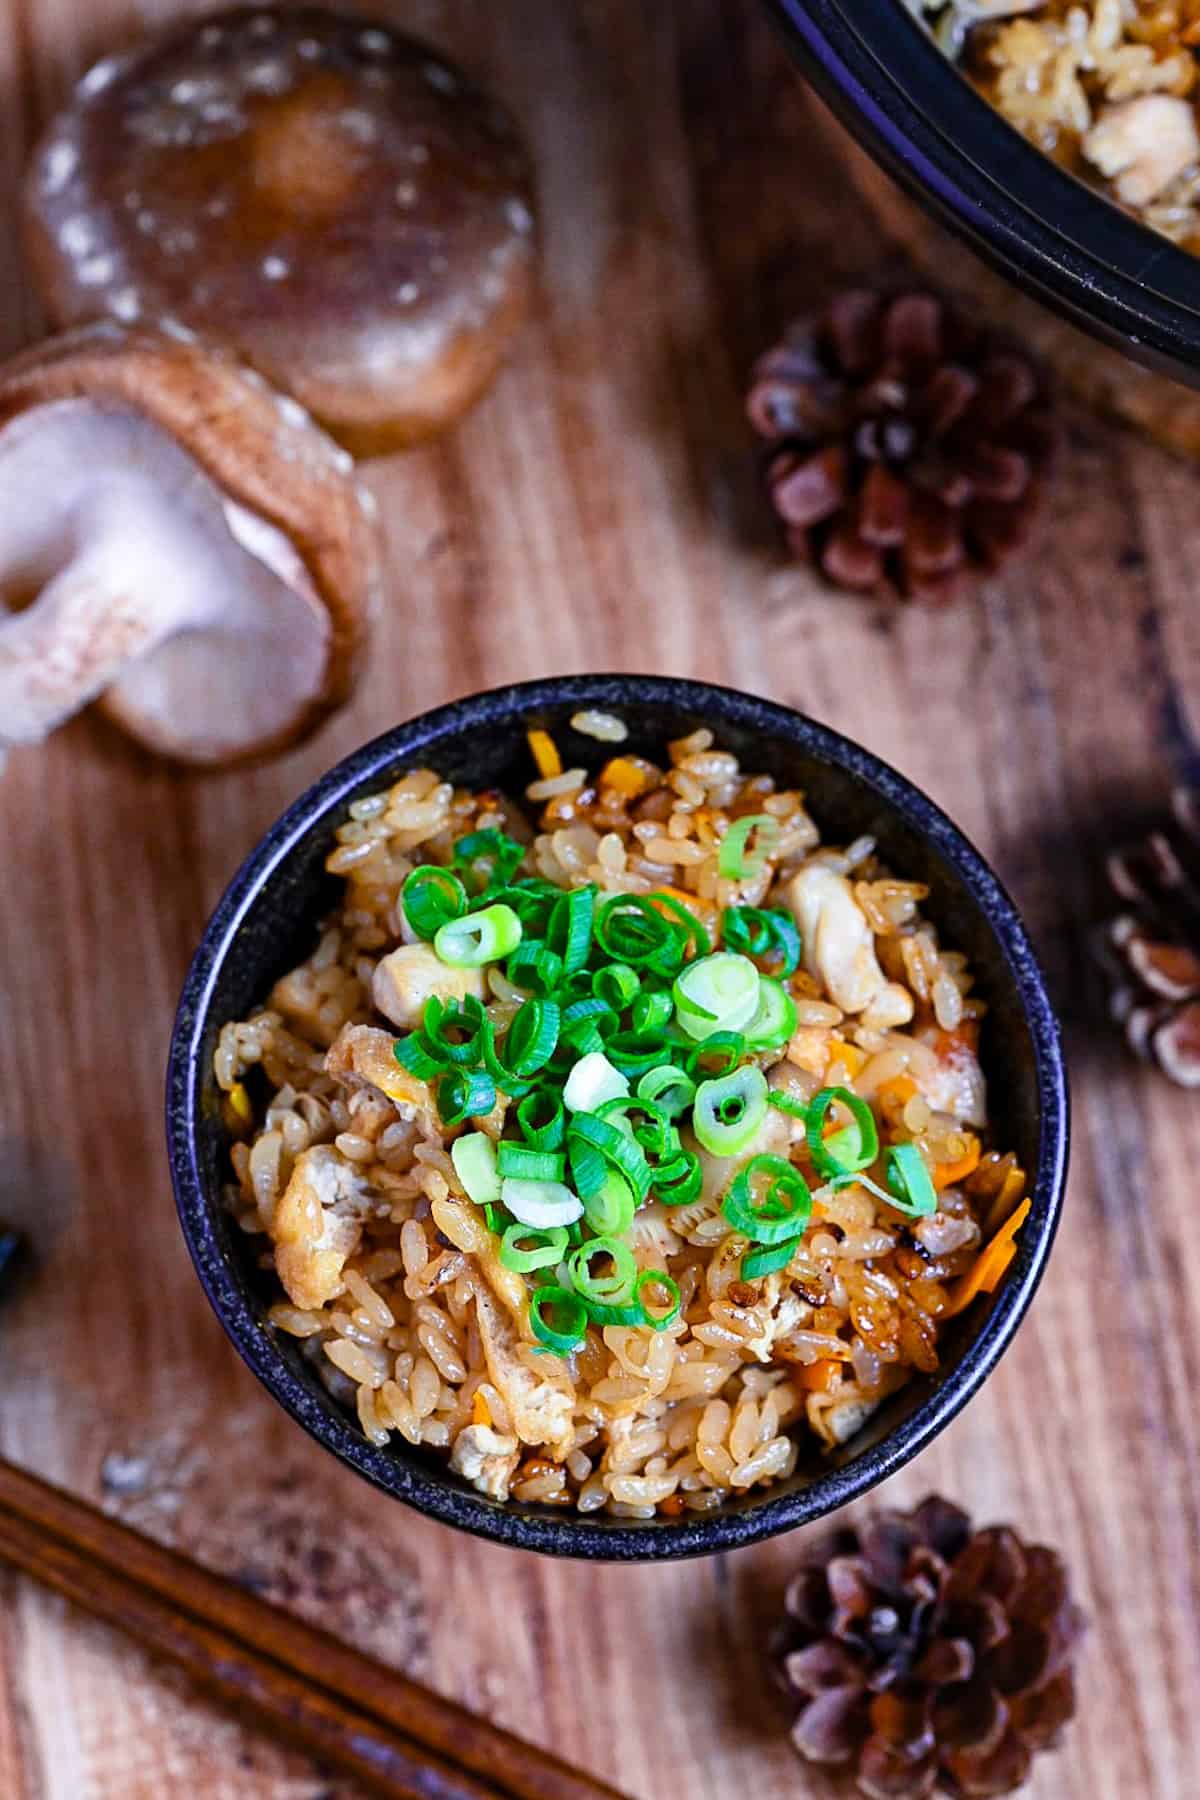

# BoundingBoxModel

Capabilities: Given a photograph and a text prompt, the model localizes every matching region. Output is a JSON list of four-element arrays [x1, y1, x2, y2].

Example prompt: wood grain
[[0, 3, 1198, 1797]]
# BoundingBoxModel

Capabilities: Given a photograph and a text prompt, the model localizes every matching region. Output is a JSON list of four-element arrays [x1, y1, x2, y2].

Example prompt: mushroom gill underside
[[0, 397, 332, 762]]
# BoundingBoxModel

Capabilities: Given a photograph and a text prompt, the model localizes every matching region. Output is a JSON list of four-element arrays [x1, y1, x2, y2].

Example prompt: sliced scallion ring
[[884, 1142, 938, 1217], [500, 1177, 584, 1229], [741, 1239, 798, 1281], [499, 1222, 569, 1273], [547, 885, 597, 974], [743, 977, 798, 1051], [450, 1132, 501, 1206], [567, 1235, 637, 1305], [434, 903, 522, 967], [636, 1063, 697, 1119], [529, 1284, 587, 1355], [673, 952, 761, 1041], [580, 1168, 637, 1237], [568, 1113, 652, 1201], [806, 1086, 880, 1178], [717, 814, 781, 881], [563, 1049, 630, 1114], [722, 1154, 813, 1245], [452, 828, 526, 895], [516, 1086, 565, 1149], [655, 1149, 702, 1207], [400, 865, 468, 940], [593, 963, 640, 1011], [692, 1064, 769, 1156], [497, 1143, 566, 1182], [435, 1067, 496, 1128], [633, 1269, 682, 1331]]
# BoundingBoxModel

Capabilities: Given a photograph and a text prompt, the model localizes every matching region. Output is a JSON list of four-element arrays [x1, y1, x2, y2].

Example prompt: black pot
[[167, 675, 1068, 1560], [765, 0, 1200, 384]]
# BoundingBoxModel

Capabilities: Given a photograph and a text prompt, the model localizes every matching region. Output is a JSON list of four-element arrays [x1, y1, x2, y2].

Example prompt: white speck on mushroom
[[410, 144, 430, 164], [135, 210, 157, 235], [248, 13, 277, 37], [199, 24, 224, 49], [277, 395, 311, 429], [59, 215, 98, 258], [159, 317, 198, 342], [297, 37, 322, 61], [78, 254, 116, 286], [201, 99, 243, 129], [396, 282, 419, 304], [78, 56, 123, 100], [423, 61, 458, 94], [332, 447, 354, 473], [261, 255, 290, 281], [205, 194, 232, 218], [505, 198, 534, 235], [41, 138, 78, 195], [339, 108, 377, 144], [395, 181, 417, 207], [109, 289, 141, 321], [170, 78, 205, 103], [245, 59, 292, 96], [161, 226, 197, 256], [357, 485, 379, 518], [359, 28, 392, 54]]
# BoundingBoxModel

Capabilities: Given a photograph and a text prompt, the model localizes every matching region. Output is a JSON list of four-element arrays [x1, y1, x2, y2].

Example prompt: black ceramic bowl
[[765, 0, 1200, 385], [168, 676, 1068, 1560]]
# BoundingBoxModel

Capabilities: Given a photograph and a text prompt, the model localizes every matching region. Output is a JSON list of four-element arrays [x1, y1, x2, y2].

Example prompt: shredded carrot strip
[[799, 1358, 840, 1392], [648, 885, 718, 919], [825, 1037, 866, 1078], [471, 1390, 493, 1428], [943, 1198, 1032, 1317], [933, 1140, 982, 1191], [526, 729, 561, 779], [228, 1082, 252, 1125], [876, 1074, 918, 1106], [600, 756, 652, 798]]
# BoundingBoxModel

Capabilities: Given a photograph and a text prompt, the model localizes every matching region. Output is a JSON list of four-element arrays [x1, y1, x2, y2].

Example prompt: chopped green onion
[[436, 1067, 496, 1128], [483, 1201, 512, 1235], [479, 1017, 538, 1099], [563, 1049, 630, 1114], [500, 1177, 584, 1228], [580, 1167, 637, 1236], [401, 865, 468, 940], [581, 1299, 644, 1327], [548, 886, 596, 974], [722, 905, 801, 976], [743, 977, 798, 1050], [393, 1033, 446, 1080], [451, 1132, 501, 1206], [506, 940, 564, 997], [655, 1149, 702, 1207], [806, 1086, 880, 1178], [499, 1223, 569, 1273], [884, 1142, 938, 1217], [646, 892, 712, 959], [634, 1269, 681, 1330], [435, 903, 522, 967], [516, 1087, 565, 1149], [568, 1112, 652, 1201], [722, 1155, 813, 1244], [595, 1094, 676, 1159], [593, 963, 640, 1011], [631, 989, 674, 1035], [673, 952, 761, 1040], [692, 1064, 769, 1155], [567, 1235, 637, 1304], [529, 1284, 587, 1355], [497, 1143, 565, 1182], [636, 1063, 697, 1119], [567, 1134, 608, 1200], [560, 997, 619, 1055], [422, 994, 486, 1066], [684, 1032, 747, 1080], [503, 997, 561, 1078], [594, 896, 689, 977], [768, 1090, 810, 1119], [605, 1029, 674, 1076], [453, 829, 526, 895], [718, 814, 781, 880], [741, 1239, 797, 1280]]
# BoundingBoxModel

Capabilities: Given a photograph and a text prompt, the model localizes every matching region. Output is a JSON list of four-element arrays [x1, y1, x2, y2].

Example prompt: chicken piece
[[472, 1282, 575, 1458], [272, 1145, 369, 1310], [1084, 95, 1200, 208], [371, 943, 485, 1032], [449, 1422, 521, 1500], [787, 864, 913, 1023], [325, 1022, 438, 1123], [915, 1026, 987, 1127]]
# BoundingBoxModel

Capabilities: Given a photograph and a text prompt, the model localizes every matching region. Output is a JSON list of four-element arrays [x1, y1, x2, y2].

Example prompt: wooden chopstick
[[0, 1458, 630, 1800]]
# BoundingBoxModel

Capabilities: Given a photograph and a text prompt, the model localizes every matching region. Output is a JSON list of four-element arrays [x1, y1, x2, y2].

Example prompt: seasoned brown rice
[[215, 729, 1028, 1517], [908, 0, 1200, 251]]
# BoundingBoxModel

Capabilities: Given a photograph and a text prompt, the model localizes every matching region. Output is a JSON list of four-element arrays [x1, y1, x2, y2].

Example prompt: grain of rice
[[570, 709, 628, 742]]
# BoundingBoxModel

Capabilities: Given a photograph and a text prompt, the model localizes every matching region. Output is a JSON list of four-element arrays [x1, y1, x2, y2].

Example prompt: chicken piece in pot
[[786, 864, 913, 1025], [372, 943, 485, 1032], [272, 1144, 370, 1310]]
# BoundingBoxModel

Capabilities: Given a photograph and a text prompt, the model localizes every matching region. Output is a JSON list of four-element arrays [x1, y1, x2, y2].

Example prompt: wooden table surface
[[2, 2, 1199, 1796]]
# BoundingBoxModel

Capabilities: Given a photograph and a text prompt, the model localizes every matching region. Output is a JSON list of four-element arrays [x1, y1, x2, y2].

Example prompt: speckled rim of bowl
[[167, 675, 1068, 1561], [763, 0, 1200, 383]]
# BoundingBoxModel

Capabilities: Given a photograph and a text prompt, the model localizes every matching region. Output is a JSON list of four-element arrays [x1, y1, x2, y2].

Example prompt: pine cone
[[1098, 787, 1200, 1084], [772, 1495, 1085, 1799], [746, 290, 1054, 604]]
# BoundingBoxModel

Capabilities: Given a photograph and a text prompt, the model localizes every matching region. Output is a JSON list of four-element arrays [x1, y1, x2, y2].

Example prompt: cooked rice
[[215, 731, 1027, 1517], [908, 0, 1200, 251]]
